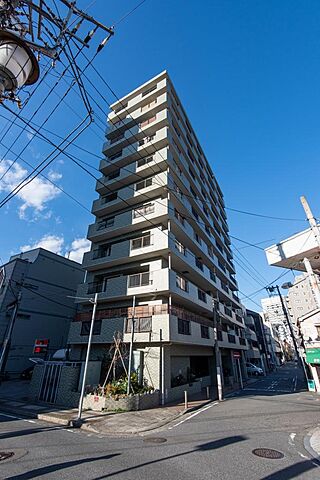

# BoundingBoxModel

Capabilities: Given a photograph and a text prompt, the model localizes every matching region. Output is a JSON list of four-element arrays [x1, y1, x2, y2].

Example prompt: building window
[[195, 257, 203, 271], [81, 320, 102, 336], [210, 270, 216, 282], [131, 232, 151, 250], [103, 192, 118, 203], [139, 135, 155, 146], [107, 169, 120, 180], [128, 272, 150, 287], [142, 84, 157, 97], [201, 325, 210, 339], [125, 316, 152, 333], [135, 177, 153, 191], [207, 246, 214, 258], [133, 203, 155, 218], [137, 156, 153, 168], [198, 289, 207, 303], [175, 239, 186, 255], [93, 245, 111, 259], [176, 274, 188, 292], [178, 318, 191, 335], [174, 209, 185, 226], [194, 231, 202, 245], [97, 217, 114, 230]]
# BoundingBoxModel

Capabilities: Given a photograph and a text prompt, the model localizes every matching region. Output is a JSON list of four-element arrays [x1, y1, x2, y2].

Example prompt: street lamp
[[0, 31, 39, 101]]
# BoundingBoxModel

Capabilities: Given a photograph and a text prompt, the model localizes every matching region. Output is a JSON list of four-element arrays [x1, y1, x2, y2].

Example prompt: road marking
[[0, 412, 24, 421], [168, 402, 219, 430], [288, 433, 296, 446], [243, 388, 291, 393], [294, 376, 298, 392]]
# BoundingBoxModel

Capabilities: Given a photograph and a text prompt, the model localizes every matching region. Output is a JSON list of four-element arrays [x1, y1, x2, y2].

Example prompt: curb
[[304, 427, 320, 463]]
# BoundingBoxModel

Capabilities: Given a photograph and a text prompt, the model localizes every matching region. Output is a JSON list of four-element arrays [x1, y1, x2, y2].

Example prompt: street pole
[[237, 358, 243, 389], [269, 286, 307, 383], [75, 292, 98, 424], [127, 295, 136, 395], [0, 291, 21, 379], [213, 297, 223, 401]]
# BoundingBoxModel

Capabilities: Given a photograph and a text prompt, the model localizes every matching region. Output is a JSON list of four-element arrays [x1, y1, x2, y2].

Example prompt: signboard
[[233, 351, 241, 359], [308, 380, 316, 392], [305, 348, 320, 364], [33, 339, 49, 354]]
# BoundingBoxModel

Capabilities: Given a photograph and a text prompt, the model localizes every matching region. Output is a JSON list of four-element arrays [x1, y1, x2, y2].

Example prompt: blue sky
[[1, 0, 320, 310]]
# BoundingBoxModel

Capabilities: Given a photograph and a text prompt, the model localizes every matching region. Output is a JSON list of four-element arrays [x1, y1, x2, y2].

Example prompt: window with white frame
[[176, 274, 188, 292], [131, 232, 151, 250], [135, 177, 153, 191], [128, 272, 150, 288]]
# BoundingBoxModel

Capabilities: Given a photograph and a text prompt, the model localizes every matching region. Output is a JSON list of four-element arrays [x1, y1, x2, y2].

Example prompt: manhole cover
[[0, 452, 14, 462], [252, 448, 284, 459], [143, 437, 167, 444]]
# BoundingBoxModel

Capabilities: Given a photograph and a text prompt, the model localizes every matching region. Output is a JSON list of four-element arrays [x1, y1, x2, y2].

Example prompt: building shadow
[[6, 453, 121, 480], [0, 424, 65, 440], [91, 435, 247, 480]]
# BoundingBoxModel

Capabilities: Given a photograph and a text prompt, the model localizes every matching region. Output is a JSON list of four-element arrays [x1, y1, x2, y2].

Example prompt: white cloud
[[66, 238, 91, 264], [21, 234, 64, 254], [19, 235, 91, 264], [0, 160, 61, 219]]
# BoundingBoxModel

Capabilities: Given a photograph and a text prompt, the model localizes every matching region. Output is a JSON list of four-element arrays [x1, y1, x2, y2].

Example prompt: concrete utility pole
[[75, 292, 98, 424], [212, 297, 223, 401], [127, 295, 136, 395]]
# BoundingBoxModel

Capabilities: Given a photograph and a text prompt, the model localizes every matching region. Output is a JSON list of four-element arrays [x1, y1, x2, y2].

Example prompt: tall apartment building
[[72, 71, 247, 402], [261, 296, 292, 345]]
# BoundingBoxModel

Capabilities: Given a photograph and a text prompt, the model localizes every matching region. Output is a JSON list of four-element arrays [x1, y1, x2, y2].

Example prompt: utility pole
[[212, 297, 223, 401], [127, 295, 136, 395], [75, 292, 98, 425], [0, 290, 21, 379], [267, 286, 306, 378]]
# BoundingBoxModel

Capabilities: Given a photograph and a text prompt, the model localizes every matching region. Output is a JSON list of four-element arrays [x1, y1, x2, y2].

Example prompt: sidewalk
[[304, 427, 320, 459], [0, 382, 213, 435], [0, 377, 260, 435]]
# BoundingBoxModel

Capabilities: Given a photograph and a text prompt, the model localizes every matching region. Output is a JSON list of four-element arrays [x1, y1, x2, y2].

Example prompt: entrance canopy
[[265, 227, 320, 273]]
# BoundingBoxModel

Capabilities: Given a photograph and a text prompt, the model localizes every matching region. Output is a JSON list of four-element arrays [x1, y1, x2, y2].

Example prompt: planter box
[[83, 391, 160, 412]]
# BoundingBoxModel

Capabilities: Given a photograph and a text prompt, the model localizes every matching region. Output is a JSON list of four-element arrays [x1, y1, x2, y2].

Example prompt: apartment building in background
[[0, 249, 83, 375], [70, 71, 248, 402], [261, 296, 292, 345]]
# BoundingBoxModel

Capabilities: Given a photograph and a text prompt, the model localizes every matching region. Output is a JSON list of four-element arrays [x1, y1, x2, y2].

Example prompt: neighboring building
[[265, 225, 320, 390], [70, 71, 247, 402], [261, 296, 292, 345], [262, 314, 283, 367], [0, 248, 83, 375], [245, 309, 269, 372]]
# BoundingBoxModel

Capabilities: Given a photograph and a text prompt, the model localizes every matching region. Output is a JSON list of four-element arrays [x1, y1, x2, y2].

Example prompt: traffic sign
[[233, 351, 241, 359]]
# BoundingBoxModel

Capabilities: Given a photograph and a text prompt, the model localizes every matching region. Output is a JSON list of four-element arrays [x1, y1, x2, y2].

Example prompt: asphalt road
[[0, 362, 319, 480]]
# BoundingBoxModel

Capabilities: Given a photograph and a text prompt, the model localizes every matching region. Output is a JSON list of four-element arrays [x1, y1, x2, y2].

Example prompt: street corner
[[304, 426, 320, 461]]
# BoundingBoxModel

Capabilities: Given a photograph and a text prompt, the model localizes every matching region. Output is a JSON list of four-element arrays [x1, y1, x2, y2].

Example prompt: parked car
[[246, 362, 263, 376]]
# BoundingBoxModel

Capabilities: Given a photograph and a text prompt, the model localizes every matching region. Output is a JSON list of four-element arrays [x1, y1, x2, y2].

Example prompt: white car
[[246, 363, 264, 376]]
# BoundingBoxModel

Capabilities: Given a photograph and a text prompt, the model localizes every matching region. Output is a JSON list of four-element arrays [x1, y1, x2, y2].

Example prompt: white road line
[[288, 432, 296, 446], [168, 402, 219, 430], [243, 388, 291, 393], [294, 375, 298, 392]]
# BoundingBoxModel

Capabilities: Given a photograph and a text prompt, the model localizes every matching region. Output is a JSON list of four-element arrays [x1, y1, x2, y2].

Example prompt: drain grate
[[143, 437, 167, 444], [252, 448, 284, 459], [0, 452, 14, 462]]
